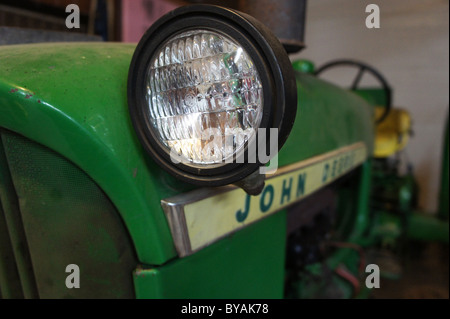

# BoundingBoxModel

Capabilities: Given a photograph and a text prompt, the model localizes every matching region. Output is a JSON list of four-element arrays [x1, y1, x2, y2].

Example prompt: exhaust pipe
[[186, 0, 307, 53], [238, 0, 306, 53]]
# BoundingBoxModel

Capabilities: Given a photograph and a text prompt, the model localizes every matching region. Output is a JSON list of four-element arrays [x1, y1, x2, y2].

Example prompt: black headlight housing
[[127, 4, 297, 188]]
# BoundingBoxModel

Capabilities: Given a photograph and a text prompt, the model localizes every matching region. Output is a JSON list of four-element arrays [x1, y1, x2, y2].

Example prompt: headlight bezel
[[128, 4, 297, 187]]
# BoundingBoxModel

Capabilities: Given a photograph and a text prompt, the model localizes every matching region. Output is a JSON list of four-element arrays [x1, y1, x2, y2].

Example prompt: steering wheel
[[315, 59, 392, 124]]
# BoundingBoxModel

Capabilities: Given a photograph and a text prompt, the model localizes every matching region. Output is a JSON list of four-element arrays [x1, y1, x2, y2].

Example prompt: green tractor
[[0, 2, 447, 299]]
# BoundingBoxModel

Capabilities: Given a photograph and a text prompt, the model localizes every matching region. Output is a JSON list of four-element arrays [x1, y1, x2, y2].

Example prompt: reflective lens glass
[[146, 30, 263, 166]]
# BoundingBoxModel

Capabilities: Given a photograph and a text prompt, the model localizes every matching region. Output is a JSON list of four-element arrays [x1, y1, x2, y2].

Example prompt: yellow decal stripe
[[162, 143, 367, 257]]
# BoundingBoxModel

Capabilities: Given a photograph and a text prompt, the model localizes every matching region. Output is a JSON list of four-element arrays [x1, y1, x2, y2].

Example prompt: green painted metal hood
[[0, 42, 374, 265]]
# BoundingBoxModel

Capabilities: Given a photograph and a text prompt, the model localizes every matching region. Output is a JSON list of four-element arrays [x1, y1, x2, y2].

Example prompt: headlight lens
[[147, 30, 263, 166]]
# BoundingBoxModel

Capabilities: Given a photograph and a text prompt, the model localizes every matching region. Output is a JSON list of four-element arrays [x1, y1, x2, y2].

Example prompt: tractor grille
[[0, 129, 137, 298]]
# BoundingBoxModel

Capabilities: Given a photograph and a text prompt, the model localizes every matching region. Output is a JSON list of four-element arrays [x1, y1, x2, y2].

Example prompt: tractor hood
[[0, 42, 374, 265]]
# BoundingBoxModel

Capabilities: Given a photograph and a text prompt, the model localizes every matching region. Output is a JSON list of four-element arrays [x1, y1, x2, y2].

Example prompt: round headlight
[[128, 4, 297, 187]]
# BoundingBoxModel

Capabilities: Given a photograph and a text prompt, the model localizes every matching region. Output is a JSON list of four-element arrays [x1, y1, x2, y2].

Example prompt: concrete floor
[[371, 242, 449, 299]]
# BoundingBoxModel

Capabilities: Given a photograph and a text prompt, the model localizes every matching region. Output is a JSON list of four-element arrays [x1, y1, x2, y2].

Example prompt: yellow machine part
[[374, 108, 411, 158]]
